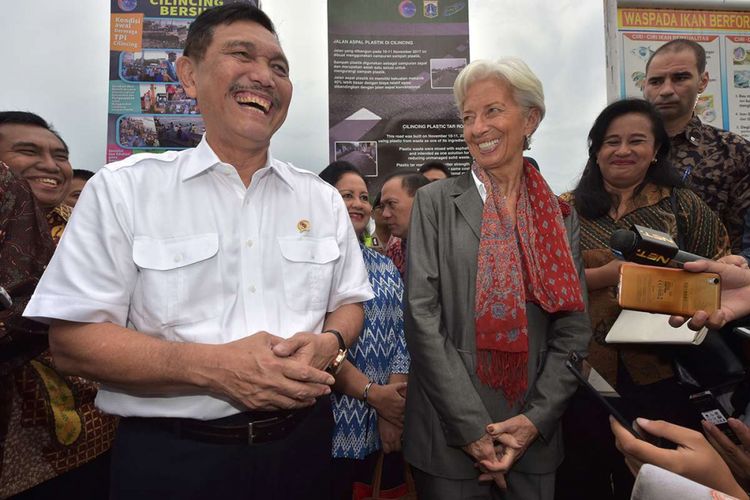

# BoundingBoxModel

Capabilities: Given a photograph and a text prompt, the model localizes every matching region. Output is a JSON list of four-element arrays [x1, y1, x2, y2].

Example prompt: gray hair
[[453, 57, 546, 124]]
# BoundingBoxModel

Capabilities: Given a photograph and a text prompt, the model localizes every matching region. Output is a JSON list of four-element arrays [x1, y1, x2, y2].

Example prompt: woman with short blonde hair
[[402, 58, 592, 499]]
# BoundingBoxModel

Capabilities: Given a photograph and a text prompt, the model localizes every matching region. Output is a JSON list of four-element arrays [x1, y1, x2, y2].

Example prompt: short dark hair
[[318, 160, 366, 187], [183, 3, 277, 62], [72, 169, 95, 181], [381, 171, 430, 198], [646, 38, 706, 74], [572, 99, 681, 219], [0, 111, 68, 153], [418, 160, 451, 178]]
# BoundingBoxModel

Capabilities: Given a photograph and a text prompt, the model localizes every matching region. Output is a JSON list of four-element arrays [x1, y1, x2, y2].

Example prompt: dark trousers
[[110, 398, 333, 500], [11, 451, 110, 500], [412, 465, 555, 500]]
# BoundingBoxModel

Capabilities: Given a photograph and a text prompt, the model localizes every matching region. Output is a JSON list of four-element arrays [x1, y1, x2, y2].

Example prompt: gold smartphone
[[618, 262, 721, 316]]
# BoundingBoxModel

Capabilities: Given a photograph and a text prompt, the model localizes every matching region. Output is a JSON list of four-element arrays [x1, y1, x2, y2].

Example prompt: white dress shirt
[[471, 170, 488, 203], [25, 137, 373, 419]]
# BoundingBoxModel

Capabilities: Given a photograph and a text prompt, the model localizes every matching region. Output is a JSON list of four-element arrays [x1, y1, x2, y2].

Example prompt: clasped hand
[[210, 331, 337, 412], [463, 414, 539, 490], [272, 330, 340, 370], [367, 381, 407, 426]]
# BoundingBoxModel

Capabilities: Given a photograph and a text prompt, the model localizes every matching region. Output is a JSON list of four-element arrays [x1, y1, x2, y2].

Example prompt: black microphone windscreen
[[610, 229, 637, 254]]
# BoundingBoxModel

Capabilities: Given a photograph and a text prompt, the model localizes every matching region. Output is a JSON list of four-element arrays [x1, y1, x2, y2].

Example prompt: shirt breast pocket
[[278, 236, 340, 312], [132, 233, 220, 326]]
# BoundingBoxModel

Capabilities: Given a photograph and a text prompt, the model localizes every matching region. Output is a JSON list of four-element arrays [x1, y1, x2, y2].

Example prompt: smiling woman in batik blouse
[[319, 160, 409, 500], [557, 98, 730, 500]]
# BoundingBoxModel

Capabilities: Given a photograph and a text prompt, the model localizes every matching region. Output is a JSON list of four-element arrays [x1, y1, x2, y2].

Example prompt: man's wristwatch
[[323, 329, 347, 375]]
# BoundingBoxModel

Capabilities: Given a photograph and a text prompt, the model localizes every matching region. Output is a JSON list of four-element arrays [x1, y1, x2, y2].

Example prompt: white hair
[[453, 57, 546, 124]]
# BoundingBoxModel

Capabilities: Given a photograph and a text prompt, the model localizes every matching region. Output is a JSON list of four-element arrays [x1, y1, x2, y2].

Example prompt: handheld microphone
[[609, 225, 704, 267]]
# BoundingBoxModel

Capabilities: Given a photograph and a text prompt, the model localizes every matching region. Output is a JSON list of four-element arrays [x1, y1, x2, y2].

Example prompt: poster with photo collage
[[107, 0, 258, 163]]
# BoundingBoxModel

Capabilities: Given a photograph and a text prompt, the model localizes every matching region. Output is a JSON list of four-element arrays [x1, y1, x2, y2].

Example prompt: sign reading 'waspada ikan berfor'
[[619, 8, 750, 31]]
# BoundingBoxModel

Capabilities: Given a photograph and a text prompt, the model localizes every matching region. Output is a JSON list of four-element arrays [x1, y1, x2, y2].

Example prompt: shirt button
[[174, 254, 182, 263], [248, 285, 256, 293], [246, 239, 253, 248]]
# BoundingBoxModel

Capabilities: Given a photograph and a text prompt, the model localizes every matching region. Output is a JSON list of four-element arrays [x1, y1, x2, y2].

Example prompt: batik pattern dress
[[331, 245, 409, 459]]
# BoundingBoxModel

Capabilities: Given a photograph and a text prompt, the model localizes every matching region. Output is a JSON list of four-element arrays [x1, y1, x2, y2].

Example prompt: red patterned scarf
[[473, 160, 585, 405]]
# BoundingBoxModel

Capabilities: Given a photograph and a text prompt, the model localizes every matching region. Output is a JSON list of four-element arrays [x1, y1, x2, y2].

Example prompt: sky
[[0, 0, 607, 194]]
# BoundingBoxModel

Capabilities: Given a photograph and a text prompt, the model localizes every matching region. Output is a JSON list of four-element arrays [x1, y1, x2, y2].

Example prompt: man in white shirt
[[24, 4, 372, 499]]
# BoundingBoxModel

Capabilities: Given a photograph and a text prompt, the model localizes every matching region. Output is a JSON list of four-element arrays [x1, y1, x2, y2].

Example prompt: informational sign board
[[605, 1, 750, 138], [327, 0, 471, 180], [107, 0, 256, 163]]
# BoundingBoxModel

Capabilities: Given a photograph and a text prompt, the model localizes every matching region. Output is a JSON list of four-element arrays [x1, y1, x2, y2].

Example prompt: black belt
[[153, 406, 315, 445]]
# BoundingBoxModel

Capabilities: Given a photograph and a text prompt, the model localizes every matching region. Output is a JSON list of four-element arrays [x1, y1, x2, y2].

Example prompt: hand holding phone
[[702, 417, 750, 492], [690, 391, 741, 445], [610, 417, 748, 499], [618, 263, 721, 316]]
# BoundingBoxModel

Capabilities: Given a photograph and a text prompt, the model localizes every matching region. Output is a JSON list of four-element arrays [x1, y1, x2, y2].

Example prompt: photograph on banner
[[107, 0, 258, 163], [118, 115, 160, 148], [328, 0, 471, 182], [142, 18, 191, 48], [430, 58, 466, 89], [613, 6, 750, 140], [621, 33, 723, 127], [117, 115, 204, 149], [114, 0, 249, 18], [121, 50, 181, 83], [154, 116, 205, 148], [139, 84, 197, 114], [335, 141, 379, 176]]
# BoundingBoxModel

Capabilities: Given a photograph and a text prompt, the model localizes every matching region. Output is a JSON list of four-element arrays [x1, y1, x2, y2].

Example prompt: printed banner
[[327, 0, 471, 180], [107, 0, 257, 163], [615, 7, 750, 139]]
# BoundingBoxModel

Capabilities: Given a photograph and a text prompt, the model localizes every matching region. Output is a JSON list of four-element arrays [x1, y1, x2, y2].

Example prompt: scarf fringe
[[477, 350, 528, 406], [472, 161, 584, 406]]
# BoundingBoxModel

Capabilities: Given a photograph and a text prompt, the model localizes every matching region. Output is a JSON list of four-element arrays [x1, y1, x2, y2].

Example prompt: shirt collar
[[471, 170, 488, 203], [262, 149, 295, 192], [181, 135, 294, 191], [616, 183, 671, 219], [181, 135, 222, 181]]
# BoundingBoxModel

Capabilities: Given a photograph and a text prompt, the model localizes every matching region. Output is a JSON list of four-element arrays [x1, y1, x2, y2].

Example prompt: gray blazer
[[403, 171, 592, 479]]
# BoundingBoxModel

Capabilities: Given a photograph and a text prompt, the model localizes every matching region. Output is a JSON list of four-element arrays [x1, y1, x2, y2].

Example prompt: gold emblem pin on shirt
[[297, 219, 310, 233]]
